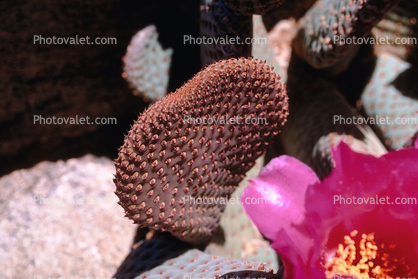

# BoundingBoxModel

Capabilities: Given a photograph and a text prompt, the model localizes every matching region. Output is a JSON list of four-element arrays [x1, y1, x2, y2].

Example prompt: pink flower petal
[[306, 141, 418, 273], [242, 155, 320, 277], [242, 155, 319, 240], [243, 141, 418, 278]]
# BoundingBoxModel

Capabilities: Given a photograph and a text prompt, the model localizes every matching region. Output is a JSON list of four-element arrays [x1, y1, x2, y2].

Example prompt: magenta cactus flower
[[242, 139, 418, 278]]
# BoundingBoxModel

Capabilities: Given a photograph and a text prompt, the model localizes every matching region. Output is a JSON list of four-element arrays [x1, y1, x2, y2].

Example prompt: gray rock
[[0, 155, 135, 279]]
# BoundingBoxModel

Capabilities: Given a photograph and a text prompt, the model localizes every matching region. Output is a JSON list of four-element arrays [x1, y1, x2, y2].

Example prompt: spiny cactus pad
[[114, 57, 289, 244], [200, 0, 253, 66], [138, 249, 273, 278], [219, 270, 281, 279], [224, 0, 284, 15], [294, 0, 400, 69], [360, 52, 418, 149], [123, 25, 173, 102], [113, 233, 191, 279]]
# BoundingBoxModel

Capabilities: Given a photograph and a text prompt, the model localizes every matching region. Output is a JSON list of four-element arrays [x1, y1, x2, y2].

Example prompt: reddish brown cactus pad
[[114, 57, 288, 244]]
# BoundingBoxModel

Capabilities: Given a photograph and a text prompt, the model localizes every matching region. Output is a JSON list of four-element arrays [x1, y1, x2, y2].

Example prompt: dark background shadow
[[0, 0, 201, 176]]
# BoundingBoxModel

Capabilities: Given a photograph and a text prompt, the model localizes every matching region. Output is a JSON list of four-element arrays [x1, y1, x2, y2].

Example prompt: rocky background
[[1, 0, 201, 277]]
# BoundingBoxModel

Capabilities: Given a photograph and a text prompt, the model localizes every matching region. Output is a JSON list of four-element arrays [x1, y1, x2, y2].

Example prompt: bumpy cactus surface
[[138, 249, 274, 278], [294, 0, 400, 69], [114, 232, 191, 279], [123, 25, 173, 102], [114, 57, 288, 244], [360, 53, 418, 149]]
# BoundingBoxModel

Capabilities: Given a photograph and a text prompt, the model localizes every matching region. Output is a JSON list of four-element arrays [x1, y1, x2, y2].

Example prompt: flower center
[[324, 230, 415, 278]]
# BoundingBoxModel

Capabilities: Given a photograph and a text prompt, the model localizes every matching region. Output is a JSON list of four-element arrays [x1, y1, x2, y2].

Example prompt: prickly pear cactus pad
[[137, 249, 273, 279], [219, 269, 282, 279], [113, 233, 191, 279], [294, 0, 400, 69], [200, 0, 253, 66], [360, 52, 418, 149], [114, 57, 289, 244], [123, 25, 173, 102]]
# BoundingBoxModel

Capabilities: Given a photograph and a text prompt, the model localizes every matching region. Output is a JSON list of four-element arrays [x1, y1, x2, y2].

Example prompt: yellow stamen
[[324, 230, 415, 278]]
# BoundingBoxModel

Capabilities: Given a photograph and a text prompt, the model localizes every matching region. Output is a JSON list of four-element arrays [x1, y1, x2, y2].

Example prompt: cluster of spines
[[114, 57, 288, 244]]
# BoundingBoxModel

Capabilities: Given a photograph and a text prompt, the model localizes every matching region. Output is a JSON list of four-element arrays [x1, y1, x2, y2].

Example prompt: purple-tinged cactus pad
[[114, 57, 288, 244]]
